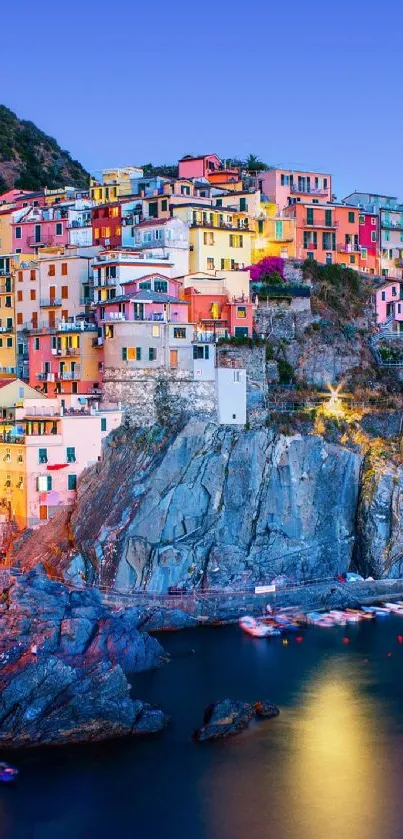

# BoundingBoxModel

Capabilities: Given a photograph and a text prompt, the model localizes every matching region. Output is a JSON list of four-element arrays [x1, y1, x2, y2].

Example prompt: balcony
[[27, 235, 54, 247], [190, 219, 249, 231], [290, 185, 328, 196], [267, 236, 294, 243], [381, 220, 403, 230], [0, 325, 14, 333], [92, 337, 104, 347], [58, 368, 81, 380], [54, 347, 81, 357], [337, 242, 361, 253], [305, 219, 339, 229], [36, 372, 54, 381], [0, 284, 13, 294], [67, 220, 91, 229], [192, 329, 228, 343], [40, 298, 62, 307]]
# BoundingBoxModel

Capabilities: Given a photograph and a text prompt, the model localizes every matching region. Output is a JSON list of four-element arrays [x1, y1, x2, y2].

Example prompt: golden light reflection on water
[[290, 662, 385, 839], [202, 659, 388, 839]]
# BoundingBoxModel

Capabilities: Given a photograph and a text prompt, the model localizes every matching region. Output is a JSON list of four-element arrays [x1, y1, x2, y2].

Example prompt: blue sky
[[2, 0, 403, 199]]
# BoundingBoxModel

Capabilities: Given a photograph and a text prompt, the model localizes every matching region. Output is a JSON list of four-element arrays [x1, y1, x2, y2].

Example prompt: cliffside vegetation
[[0, 105, 89, 192]]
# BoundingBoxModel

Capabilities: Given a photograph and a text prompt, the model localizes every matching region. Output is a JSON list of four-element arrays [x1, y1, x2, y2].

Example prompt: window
[[101, 417, 107, 432], [258, 219, 264, 234], [61, 286, 68, 299], [55, 223, 63, 236], [15, 227, 21, 239], [229, 234, 243, 248], [66, 447, 76, 463], [359, 215, 365, 225], [325, 209, 332, 227], [152, 325, 160, 337], [236, 306, 247, 319], [207, 258, 215, 270], [161, 199, 168, 211], [149, 347, 157, 361], [48, 264, 55, 276], [30, 289, 36, 300], [348, 212, 355, 223], [239, 197, 247, 211], [370, 231, 377, 243], [18, 271, 23, 283], [136, 347, 141, 360], [392, 286, 397, 296], [68, 474, 77, 491], [216, 199, 222, 208], [37, 475, 52, 492], [381, 291, 386, 301], [234, 326, 249, 337], [323, 178, 328, 188], [154, 280, 168, 293], [39, 505, 48, 520], [204, 232, 215, 245], [34, 337, 40, 350], [17, 313, 23, 325], [280, 174, 290, 185], [361, 248, 367, 260], [371, 217, 377, 225], [149, 201, 158, 218], [17, 290, 23, 302], [5, 296, 11, 308], [350, 255, 356, 264], [61, 263, 68, 276], [173, 327, 186, 339], [139, 281, 152, 290], [385, 230, 390, 242], [193, 345, 210, 360], [6, 337, 12, 348], [307, 208, 314, 225], [122, 347, 127, 361], [38, 448, 48, 464]]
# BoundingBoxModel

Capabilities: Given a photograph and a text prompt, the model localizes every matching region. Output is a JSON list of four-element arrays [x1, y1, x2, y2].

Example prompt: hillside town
[[0, 152, 401, 538]]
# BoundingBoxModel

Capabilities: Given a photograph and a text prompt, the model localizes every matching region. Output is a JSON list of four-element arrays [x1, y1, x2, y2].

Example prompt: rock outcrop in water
[[0, 567, 168, 746], [193, 698, 280, 742]]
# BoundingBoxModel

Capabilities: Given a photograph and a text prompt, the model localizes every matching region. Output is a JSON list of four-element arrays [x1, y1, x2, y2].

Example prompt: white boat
[[239, 616, 281, 638]]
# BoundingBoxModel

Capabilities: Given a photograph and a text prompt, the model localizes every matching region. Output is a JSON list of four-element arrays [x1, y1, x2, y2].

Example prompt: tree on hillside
[[244, 154, 269, 172]]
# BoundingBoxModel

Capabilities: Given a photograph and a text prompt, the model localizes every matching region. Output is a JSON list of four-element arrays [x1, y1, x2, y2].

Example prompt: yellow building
[[0, 207, 14, 255], [252, 215, 296, 262], [90, 166, 143, 203], [172, 204, 253, 272], [0, 379, 45, 530]]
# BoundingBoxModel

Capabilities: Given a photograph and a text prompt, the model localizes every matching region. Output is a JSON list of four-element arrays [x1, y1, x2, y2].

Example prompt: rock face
[[193, 698, 279, 742], [0, 567, 168, 747], [12, 422, 362, 591], [354, 459, 403, 579]]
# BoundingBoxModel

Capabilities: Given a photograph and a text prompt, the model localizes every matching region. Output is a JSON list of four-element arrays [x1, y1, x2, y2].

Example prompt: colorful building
[[182, 284, 253, 339], [172, 205, 252, 272], [259, 169, 332, 211], [28, 321, 101, 397], [122, 217, 189, 276], [252, 215, 296, 261], [0, 255, 16, 376], [90, 167, 143, 203], [92, 202, 122, 249], [283, 202, 360, 267], [12, 205, 70, 254], [358, 211, 379, 274], [372, 280, 403, 329], [0, 380, 121, 530], [92, 249, 176, 305], [178, 154, 221, 180]]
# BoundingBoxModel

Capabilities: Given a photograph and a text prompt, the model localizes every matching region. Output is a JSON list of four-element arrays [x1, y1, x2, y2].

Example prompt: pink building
[[178, 154, 221, 180], [12, 205, 69, 253], [358, 211, 379, 274], [258, 168, 332, 211], [373, 280, 403, 326]]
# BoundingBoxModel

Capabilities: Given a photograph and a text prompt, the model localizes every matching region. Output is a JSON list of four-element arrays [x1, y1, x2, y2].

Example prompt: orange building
[[284, 202, 360, 268], [182, 285, 253, 339]]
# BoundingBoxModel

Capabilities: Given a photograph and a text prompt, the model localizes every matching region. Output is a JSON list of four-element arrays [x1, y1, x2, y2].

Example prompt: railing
[[381, 220, 403, 230], [0, 284, 13, 294], [337, 243, 360, 253], [290, 185, 328, 196], [36, 372, 54, 381], [40, 298, 62, 307], [26, 236, 54, 247], [190, 219, 249, 231], [92, 337, 103, 347], [0, 325, 13, 333], [193, 330, 228, 343], [58, 369, 81, 380], [305, 219, 339, 228]]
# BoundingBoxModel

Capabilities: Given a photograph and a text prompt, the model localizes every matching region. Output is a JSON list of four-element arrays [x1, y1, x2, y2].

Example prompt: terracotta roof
[[0, 380, 15, 389]]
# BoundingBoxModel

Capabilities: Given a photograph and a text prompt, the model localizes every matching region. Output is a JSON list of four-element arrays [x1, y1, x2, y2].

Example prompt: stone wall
[[255, 306, 313, 341], [103, 368, 217, 426]]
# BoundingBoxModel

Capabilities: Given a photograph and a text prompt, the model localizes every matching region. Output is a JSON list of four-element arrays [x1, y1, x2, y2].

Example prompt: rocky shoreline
[[0, 567, 169, 748]]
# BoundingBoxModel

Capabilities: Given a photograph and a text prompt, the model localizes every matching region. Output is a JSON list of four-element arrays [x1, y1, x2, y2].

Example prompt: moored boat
[[0, 763, 18, 783], [239, 616, 281, 638]]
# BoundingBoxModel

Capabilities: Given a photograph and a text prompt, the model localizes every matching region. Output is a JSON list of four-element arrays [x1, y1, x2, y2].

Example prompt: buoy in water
[[342, 637, 350, 645], [282, 639, 289, 646]]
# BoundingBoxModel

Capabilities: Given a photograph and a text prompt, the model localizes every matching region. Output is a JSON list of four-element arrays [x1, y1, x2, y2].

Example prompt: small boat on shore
[[239, 616, 281, 638], [0, 763, 18, 783]]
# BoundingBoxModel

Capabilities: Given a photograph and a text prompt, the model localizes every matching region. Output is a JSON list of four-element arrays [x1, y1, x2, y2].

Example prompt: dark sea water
[[3, 618, 403, 839]]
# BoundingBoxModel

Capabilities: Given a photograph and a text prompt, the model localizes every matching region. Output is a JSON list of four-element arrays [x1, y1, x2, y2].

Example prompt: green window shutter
[[275, 221, 283, 240], [258, 219, 264, 234], [325, 210, 332, 227], [239, 197, 247, 211], [307, 208, 314, 224], [47, 476, 52, 491], [67, 447, 76, 463], [122, 347, 127, 361], [136, 347, 141, 361], [348, 212, 355, 223], [68, 474, 77, 491], [101, 417, 107, 432]]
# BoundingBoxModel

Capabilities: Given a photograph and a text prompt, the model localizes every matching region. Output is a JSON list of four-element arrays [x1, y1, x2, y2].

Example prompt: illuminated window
[[237, 306, 247, 319], [152, 325, 160, 337], [173, 328, 186, 339]]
